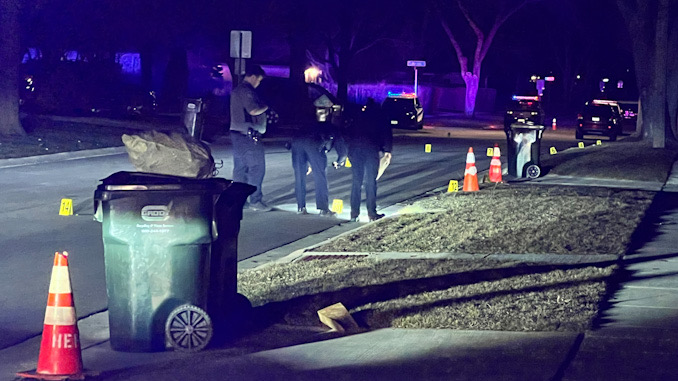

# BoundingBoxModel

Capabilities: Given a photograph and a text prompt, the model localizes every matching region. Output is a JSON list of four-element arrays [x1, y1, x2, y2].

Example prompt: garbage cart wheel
[[526, 164, 541, 179], [166, 305, 213, 352]]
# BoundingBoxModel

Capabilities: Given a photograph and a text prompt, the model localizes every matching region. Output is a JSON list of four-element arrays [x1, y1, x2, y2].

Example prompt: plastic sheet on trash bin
[[122, 131, 216, 178], [514, 130, 537, 177]]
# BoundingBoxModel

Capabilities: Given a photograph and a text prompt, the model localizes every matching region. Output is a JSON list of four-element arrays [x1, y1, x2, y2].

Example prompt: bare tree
[[617, 0, 675, 148], [305, 0, 404, 103], [436, 0, 533, 117], [0, 0, 25, 137]]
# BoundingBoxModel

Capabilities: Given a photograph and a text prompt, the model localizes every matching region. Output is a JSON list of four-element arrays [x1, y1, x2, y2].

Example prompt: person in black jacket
[[346, 98, 393, 222], [290, 120, 347, 216], [289, 93, 347, 216]]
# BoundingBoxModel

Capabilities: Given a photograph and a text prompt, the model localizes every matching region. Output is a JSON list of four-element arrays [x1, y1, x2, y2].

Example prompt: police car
[[504, 95, 545, 130], [382, 92, 424, 130]]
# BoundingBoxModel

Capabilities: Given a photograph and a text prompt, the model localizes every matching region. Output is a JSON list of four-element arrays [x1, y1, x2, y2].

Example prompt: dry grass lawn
[[313, 184, 654, 255]]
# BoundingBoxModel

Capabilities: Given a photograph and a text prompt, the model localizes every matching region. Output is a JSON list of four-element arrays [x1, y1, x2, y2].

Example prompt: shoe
[[368, 213, 385, 222], [319, 209, 336, 217], [297, 207, 309, 215], [249, 201, 272, 211], [349, 216, 359, 222]]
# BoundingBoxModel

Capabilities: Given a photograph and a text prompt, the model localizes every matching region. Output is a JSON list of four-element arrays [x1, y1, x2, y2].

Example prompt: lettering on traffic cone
[[463, 147, 479, 192], [17, 252, 86, 380], [489, 144, 502, 183]]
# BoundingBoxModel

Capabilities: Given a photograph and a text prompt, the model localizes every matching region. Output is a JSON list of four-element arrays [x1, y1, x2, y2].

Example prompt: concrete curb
[[0, 146, 127, 169], [282, 251, 620, 265]]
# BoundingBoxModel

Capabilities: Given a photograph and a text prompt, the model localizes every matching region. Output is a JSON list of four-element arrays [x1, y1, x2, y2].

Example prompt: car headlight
[[531, 112, 538, 115]]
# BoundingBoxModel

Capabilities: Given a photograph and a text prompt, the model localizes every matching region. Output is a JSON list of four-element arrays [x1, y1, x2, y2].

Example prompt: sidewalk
[[3, 159, 678, 380]]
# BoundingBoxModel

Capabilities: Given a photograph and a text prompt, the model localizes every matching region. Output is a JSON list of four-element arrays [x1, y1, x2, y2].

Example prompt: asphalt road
[[0, 126, 578, 350]]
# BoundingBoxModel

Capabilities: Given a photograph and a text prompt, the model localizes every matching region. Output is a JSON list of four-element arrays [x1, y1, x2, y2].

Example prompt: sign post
[[407, 60, 426, 96], [230, 30, 252, 85]]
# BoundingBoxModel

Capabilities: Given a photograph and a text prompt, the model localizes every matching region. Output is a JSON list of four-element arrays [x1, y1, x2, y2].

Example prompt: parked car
[[504, 95, 545, 130], [256, 78, 342, 128], [382, 92, 424, 130], [617, 100, 639, 121], [576, 99, 623, 141]]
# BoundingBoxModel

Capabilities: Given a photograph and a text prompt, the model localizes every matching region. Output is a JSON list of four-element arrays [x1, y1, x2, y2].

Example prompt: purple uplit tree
[[617, 0, 677, 147], [436, 0, 533, 117], [0, 0, 25, 137]]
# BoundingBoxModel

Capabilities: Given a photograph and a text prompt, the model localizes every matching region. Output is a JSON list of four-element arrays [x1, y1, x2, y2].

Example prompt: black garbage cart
[[94, 171, 254, 352]]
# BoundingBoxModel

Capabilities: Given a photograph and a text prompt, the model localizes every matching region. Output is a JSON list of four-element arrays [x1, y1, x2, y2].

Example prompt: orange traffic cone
[[17, 252, 86, 380], [489, 144, 503, 183], [463, 147, 479, 192]]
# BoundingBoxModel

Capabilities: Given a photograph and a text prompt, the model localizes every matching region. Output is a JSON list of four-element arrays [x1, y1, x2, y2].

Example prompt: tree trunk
[[0, 0, 26, 137], [462, 70, 479, 117], [618, 0, 669, 148], [336, 4, 352, 105], [288, 4, 309, 123], [650, 0, 668, 148], [666, 2, 678, 141]]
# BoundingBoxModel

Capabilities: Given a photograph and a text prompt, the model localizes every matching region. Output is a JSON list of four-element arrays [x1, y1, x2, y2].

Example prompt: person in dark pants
[[346, 98, 393, 222], [291, 122, 347, 216], [229, 64, 270, 211]]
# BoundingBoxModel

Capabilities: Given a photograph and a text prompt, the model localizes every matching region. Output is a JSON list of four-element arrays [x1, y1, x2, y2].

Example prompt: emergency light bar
[[388, 91, 417, 98], [592, 99, 618, 106], [512, 95, 539, 101]]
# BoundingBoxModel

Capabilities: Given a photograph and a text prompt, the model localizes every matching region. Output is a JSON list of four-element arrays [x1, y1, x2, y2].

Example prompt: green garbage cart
[[94, 171, 254, 352]]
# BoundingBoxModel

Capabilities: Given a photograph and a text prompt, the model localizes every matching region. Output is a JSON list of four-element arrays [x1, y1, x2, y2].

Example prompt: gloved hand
[[333, 156, 348, 169]]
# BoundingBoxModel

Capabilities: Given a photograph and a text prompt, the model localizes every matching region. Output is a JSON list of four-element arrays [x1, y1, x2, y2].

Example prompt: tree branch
[[480, 0, 531, 62], [434, 2, 468, 74], [457, 0, 484, 70]]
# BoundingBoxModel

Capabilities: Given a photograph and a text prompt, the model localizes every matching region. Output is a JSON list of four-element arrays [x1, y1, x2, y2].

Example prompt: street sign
[[230, 30, 252, 59], [407, 60, 426, 67]]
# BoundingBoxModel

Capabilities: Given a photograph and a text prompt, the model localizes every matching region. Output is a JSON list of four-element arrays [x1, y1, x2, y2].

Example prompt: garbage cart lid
[[510, 122, 545, 130], [98, 171, 231, 191]]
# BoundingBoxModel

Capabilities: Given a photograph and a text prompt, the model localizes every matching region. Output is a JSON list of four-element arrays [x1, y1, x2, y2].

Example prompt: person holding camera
[[229, 64, 270, 211]]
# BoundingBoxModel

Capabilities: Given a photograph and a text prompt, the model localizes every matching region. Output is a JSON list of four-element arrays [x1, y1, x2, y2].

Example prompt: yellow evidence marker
[[59, 198, 73, 216], [596, 140, 602, 145], [447, 180, 459, 193], [550, 147, 557, 155], [487, 147, 494, 157], [425, 144, 432, 153], [331, 199, 344, 214], [578, 142, 585, 148], [345, 158, 352, 167]]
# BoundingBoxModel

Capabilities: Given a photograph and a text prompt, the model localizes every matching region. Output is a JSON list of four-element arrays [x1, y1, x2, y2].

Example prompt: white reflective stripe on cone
[[466, 153, 475, 163], [494, 147, 501, 157], [48, 266, 72, 294], [465, 167, 477, 176], [44, 306, 77, 326]]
